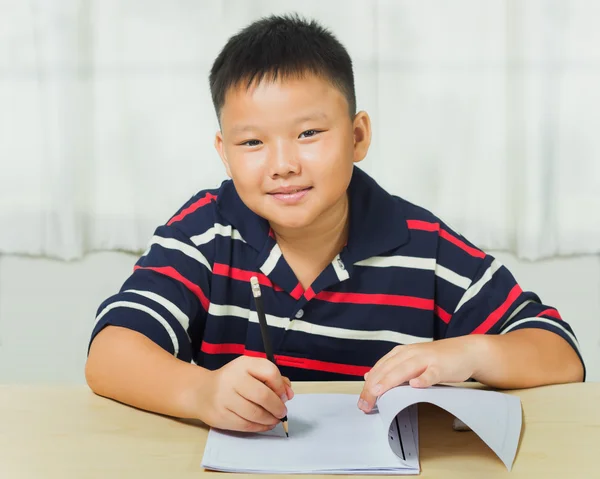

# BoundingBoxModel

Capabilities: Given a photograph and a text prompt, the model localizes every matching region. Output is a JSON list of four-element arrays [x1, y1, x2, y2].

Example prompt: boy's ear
[[214, 131, 233, 178], [352, 111, 372, 164]]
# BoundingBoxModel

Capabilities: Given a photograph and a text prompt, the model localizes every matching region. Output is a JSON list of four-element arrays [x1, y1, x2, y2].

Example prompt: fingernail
[[364, 372, 369, 380], [280, 393, 288, 403], [357, 398, 369, 411], [279, 407, 288, 419], [373, 384, 382, 395]]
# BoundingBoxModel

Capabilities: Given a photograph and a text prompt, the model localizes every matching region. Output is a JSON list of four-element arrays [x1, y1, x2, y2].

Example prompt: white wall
[[0, 252, 598, 383]]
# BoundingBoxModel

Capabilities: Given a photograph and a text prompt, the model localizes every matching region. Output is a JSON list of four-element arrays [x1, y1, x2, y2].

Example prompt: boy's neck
[[270, 193, 349, 261]]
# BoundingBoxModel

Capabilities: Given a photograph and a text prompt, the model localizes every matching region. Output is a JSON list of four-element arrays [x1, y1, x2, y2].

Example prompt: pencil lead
[[282, 421, 289, 437]]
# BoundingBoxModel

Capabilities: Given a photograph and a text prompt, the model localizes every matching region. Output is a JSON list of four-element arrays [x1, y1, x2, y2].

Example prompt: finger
[[223, 407, 278, 433], [370, 345, 403, 373], [229, 387, 282, 426], [247, 359, 288, 401], [360, 359, 401, 413], [237, 374, 288, 421], [284, 384, 294, 401], [282, 376, 294, 400], [359, 357, 426, 412], [409, 366, 440, 388], [364, 349, 415, 395]]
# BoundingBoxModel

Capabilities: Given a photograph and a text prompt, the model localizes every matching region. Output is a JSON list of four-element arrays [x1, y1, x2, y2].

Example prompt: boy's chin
[[266, 211, 317, 231]]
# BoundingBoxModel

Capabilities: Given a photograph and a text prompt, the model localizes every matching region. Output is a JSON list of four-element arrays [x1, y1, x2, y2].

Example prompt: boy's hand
[[358, 336, 481, 413], [199, 356, 294, 432]]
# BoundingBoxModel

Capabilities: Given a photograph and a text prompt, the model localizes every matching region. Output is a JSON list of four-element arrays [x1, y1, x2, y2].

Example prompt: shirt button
[[295, 309, 304, 319]]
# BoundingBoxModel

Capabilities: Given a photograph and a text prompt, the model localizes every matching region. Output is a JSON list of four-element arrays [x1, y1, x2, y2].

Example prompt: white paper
[[377, 385, 522, 471], [201, 385, 522, 474], [201, 393, 418, 474]]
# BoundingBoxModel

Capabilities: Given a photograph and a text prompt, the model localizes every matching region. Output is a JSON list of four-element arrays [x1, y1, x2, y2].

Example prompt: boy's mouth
[[268, 186, 313, 204]]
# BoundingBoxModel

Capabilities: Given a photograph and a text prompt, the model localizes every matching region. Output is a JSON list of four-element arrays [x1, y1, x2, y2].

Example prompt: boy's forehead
[[221, 74, 346, 125]]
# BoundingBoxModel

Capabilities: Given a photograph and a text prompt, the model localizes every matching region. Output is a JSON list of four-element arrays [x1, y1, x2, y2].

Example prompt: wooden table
[[1, 382, 599, 478]]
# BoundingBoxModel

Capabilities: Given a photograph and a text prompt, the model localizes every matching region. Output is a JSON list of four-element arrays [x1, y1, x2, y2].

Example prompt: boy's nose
[[269, 141, 300, 178]]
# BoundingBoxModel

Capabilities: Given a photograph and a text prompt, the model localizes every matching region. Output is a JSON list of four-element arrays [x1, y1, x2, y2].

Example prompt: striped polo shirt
[[91, 166, 585, 381]]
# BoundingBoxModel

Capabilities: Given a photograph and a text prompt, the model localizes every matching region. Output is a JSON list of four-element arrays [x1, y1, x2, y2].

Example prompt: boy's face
[[215, 74, 371, 231]]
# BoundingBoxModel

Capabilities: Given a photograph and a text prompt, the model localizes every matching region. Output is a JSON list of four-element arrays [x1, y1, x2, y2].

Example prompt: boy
[[86, 15, 584, 433]]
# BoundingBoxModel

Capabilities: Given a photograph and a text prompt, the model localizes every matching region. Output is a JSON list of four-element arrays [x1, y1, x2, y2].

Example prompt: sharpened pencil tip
[[282, 420, 289, 437]]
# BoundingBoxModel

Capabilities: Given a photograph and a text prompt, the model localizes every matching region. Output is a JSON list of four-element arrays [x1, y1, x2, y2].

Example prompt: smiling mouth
[[268, 186, 312, 195], [267, 186, 313, 204]]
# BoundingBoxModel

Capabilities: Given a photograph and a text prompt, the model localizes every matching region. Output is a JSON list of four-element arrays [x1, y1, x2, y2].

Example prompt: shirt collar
[[215, 166, 410, 262], [344, 166, 410, 263]]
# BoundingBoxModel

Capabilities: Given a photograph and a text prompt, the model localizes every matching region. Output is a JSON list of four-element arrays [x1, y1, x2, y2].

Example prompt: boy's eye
[[299, 129, 320, 139], [241, 139, 262, 147]]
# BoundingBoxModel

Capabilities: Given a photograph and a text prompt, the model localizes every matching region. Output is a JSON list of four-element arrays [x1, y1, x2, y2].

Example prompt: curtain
[[1, 0, 598, 260]]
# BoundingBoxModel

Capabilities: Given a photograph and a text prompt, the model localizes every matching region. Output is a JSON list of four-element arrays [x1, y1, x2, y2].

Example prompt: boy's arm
[[358, 232, 585, 411], [86, 217, 292, 431], [86, 325, 292, 431], [471, 327, 584, 389], [86, 326, 209, 419], [357, 327, 583, 412]]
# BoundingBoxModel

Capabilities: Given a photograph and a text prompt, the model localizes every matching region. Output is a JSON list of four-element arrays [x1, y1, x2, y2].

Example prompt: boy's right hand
[[198, 356, 294, 432]]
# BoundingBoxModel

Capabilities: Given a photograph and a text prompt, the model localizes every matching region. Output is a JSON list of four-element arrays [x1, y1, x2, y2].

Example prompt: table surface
[[1, 381, 599, 478]]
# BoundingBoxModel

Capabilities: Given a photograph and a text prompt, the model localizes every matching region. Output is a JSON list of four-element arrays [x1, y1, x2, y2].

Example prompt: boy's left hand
[[358, 336, 482, 413]]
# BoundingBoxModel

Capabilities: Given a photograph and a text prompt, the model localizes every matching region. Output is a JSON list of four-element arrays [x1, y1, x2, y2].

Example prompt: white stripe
[[500, 317, 581, 356], [498, 299, 534, 331], [356, 255, 435, 270], [260, 243, 282, 276], [209, 303, 289, 328], [94, 301, 180, 357], [454, 259, 503, 313], [144, 235, 211, 272], [190, 223, 246, 246], [332, 254, 350, 282], [356, 255, 469, 290], [207, 303, 432, 345], [434, 264, 471, 290], [124, 289, 191, 337]]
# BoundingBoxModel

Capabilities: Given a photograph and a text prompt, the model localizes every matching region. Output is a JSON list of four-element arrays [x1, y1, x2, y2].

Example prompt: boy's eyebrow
[[293, 111, 329, 123], [230, 112, 329, 135]]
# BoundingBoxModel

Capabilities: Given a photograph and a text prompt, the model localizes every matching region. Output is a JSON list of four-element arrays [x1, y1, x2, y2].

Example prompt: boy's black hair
[[209, 14, 356, 121]]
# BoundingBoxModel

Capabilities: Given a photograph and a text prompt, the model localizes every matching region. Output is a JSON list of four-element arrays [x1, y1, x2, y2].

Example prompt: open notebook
[[201, 385, 522, 475]]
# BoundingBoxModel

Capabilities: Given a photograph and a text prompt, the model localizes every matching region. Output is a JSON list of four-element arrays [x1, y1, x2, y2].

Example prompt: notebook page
[[201, 393, 419, 474], [376, 385, 521, 471]]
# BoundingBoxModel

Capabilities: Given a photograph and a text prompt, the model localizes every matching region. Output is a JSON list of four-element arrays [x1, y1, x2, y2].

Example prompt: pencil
[[250, 276, 289, 437]]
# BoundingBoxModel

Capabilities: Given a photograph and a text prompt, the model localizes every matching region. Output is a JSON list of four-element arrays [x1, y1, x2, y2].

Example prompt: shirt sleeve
[[88, 223, 211, 363], [440, 252, 586, 380]]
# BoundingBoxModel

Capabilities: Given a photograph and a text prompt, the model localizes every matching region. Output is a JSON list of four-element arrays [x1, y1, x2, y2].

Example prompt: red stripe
[[439, 229, 485, 258], [407, 219, 440, 232], [316, 290, 433, 310], [212, 263, 284, 292], [435, 305, 452, 324], [275, 356, 370, 377], [167, 193, 217, 226], [201, 342, 246, 355], [471, 284, 523, 334], [134, 265, 209, 311], [290, 283, 304, 300], [407, 220, 485, 258], [200, 341, 369, 377], [536, 308, 562, 321], [304, 286, 316, 301]]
